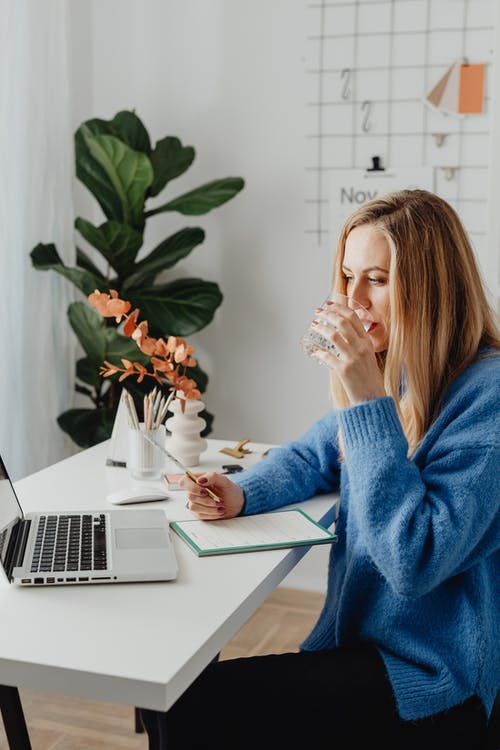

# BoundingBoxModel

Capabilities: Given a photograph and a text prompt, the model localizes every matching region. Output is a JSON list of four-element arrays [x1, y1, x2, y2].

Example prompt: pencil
[[184, 469, 221, 503], [124, 391, 140, 429], [138, 430, 220, 502]]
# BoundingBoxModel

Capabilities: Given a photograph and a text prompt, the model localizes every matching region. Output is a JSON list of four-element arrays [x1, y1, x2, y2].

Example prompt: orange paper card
[[459, 64, 486, 114]]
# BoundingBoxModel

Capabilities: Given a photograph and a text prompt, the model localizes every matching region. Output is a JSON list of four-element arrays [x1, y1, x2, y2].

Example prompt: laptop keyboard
[[31, 514, 108, 573]]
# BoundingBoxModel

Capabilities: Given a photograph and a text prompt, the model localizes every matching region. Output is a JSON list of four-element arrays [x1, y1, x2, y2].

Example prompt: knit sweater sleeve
[[231, 411, 341, 516], [338, 356, 500, 598]]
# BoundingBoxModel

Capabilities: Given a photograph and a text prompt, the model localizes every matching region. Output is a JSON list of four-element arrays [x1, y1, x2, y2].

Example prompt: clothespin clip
[[220, 438, 253, 459], [441, 166, 458, 181], [431, 133, 449, 147]]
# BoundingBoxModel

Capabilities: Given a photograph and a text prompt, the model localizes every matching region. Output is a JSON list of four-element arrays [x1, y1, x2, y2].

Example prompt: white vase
[[165, 393, 208, 467]]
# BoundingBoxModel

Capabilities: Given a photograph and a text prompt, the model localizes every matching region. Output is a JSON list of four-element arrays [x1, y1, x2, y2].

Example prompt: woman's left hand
[[311, 301, 385, 405]]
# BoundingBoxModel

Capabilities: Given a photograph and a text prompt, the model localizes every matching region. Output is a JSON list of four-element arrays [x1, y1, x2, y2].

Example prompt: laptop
[[0, 453, 178, 586]]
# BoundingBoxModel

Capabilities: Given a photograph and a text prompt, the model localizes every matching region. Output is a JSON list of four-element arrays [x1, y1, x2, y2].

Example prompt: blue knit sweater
[[232, 351, 500, 721]]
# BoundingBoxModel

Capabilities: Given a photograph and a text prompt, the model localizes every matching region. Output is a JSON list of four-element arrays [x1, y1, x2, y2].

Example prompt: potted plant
[[31, 109, 244, 448]]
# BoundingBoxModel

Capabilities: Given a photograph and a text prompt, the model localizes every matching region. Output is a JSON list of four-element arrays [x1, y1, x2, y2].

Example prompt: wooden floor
[[0, 588, 324, 750]]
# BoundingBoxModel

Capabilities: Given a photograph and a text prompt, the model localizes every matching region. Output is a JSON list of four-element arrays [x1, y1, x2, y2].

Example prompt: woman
[[142, 190, 499, 749]]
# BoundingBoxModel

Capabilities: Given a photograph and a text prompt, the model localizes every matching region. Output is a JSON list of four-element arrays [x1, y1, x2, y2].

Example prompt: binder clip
[[219, 438, 253, 459], [221, 464, 244, 474]]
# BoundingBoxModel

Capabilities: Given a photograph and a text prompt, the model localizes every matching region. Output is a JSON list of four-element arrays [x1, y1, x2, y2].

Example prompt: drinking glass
[[300, 292, 373, 364]]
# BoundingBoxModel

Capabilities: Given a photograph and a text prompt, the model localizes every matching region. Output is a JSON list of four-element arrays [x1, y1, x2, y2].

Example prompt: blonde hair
[[330, 189, 500, 454]]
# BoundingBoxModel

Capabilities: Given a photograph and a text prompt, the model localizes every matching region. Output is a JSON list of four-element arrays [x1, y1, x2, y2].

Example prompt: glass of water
[[300, 292, 373, 363]]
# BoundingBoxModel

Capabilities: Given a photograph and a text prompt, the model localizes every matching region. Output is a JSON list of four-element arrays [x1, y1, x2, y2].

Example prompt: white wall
[[69, 0, 333, 452]]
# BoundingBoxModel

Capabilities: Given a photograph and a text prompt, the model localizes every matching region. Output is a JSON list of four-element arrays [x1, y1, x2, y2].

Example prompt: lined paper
[[171, 509, 337, 556]]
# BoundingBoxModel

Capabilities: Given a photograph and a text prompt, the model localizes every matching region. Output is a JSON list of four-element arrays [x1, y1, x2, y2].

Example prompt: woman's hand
[[311, 301, 385, 405], [179, 471, 245, 520]]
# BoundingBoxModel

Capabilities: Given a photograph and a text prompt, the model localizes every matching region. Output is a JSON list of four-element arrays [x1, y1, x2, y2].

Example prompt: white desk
[[0, 439, 337, 716]]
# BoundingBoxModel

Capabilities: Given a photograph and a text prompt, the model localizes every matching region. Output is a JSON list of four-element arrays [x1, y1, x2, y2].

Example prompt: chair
[[134, 686, 500, 746], [486, 689, 500, 750]]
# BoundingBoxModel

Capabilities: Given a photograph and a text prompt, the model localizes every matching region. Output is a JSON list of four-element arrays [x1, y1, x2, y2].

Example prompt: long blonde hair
[[330, 189, 500, 454]]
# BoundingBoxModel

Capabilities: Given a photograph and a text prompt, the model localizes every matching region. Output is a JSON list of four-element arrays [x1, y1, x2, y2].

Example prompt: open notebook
[[171, 508, 337, 556]]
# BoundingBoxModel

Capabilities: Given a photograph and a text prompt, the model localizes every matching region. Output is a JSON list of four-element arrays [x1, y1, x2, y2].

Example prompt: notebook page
[[173, 509, 334, 552]]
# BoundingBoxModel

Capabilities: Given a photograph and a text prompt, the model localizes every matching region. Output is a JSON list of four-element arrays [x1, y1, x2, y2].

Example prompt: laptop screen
[[0, 455, 23, 578]]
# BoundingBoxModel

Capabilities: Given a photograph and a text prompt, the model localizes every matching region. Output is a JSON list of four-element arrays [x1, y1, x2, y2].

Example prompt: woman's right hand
[[179, 471, 245, 520]]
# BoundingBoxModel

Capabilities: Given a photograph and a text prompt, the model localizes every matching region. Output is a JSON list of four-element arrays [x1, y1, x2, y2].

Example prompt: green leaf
[[110, 111, 151, 154], [74, 116, 150, 224], [122, 271, 156, 291], [123, 227, 205, 290], [75, 218, 143, 277], [76, 111, 151, 153], [75, 125, 124, 221], [75, 383, 94, 398], [67, 301, 150, 365], [127, 278, 223, 337], [76, 247, 105, 279], [30, 243, 106, 295], [145, 177, 245, 217], [77, 118, 116, 138], [68, 303, 108, 362], [83, 133, 153, 228], [149, 136, 195, 196], [76, 357, 102, 388], [57, 407, 115, 448]]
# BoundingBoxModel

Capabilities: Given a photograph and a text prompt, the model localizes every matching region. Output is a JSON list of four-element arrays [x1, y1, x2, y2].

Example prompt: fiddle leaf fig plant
[[31, 109, 244, 448]]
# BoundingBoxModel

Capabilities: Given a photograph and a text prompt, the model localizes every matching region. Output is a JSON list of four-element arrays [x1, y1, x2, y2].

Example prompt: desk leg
[[0, 685, 32, 750], [134, 707, 144, 733], [135, 652, 221, 746]]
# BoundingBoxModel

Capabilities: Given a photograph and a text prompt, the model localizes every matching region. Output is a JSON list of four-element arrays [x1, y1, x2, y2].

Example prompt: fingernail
[[197, 476, 208, 484], [217, 507, 225, 514], [200, 488, 208, 496]]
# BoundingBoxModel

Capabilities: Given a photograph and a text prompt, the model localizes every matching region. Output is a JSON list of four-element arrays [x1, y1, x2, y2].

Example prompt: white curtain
[[0, 0, 76, 480]]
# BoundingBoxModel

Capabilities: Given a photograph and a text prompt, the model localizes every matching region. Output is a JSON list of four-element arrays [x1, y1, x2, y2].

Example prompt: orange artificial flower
[[88, 289, 200, 402], [87, 289, 131, 322], [123, 308, 140, 336]]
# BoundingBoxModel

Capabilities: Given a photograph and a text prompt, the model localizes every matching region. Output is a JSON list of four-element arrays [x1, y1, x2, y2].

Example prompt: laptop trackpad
[[115, 528, 167, 549]]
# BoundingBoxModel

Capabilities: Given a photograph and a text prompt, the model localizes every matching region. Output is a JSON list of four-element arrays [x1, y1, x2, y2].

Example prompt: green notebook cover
[[170, 508, 337, 556]]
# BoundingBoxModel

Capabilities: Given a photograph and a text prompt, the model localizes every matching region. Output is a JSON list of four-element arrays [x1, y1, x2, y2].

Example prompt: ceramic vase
[[165, 393, 208, 467]]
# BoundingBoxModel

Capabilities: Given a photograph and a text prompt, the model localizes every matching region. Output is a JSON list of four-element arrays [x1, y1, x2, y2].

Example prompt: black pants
[[139, 645, 487, 749]]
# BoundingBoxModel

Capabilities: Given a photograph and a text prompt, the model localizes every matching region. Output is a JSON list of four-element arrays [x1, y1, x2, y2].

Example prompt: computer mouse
[[106, 487, 169, 505]]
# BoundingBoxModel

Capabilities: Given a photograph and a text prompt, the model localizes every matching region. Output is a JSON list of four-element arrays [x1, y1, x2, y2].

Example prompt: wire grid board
[[304, 0, 497, 291]]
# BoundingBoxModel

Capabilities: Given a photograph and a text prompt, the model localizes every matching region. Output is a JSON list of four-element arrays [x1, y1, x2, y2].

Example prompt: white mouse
[[106, 487, 169, 505]]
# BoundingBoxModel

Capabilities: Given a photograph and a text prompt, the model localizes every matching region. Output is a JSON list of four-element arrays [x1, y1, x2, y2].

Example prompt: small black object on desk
[[221, 464, 244, 474]]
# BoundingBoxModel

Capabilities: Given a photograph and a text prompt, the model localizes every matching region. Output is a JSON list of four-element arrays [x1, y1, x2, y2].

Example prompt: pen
[[184, 469, 221, 503], [140, 432, 221, 502]]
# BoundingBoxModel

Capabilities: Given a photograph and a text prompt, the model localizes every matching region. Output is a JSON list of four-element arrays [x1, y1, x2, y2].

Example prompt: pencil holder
[[128, 424, 166, 480]]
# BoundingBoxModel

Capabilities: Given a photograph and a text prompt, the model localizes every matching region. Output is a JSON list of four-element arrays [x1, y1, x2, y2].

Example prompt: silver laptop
[[0, 453, 178, 586]]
